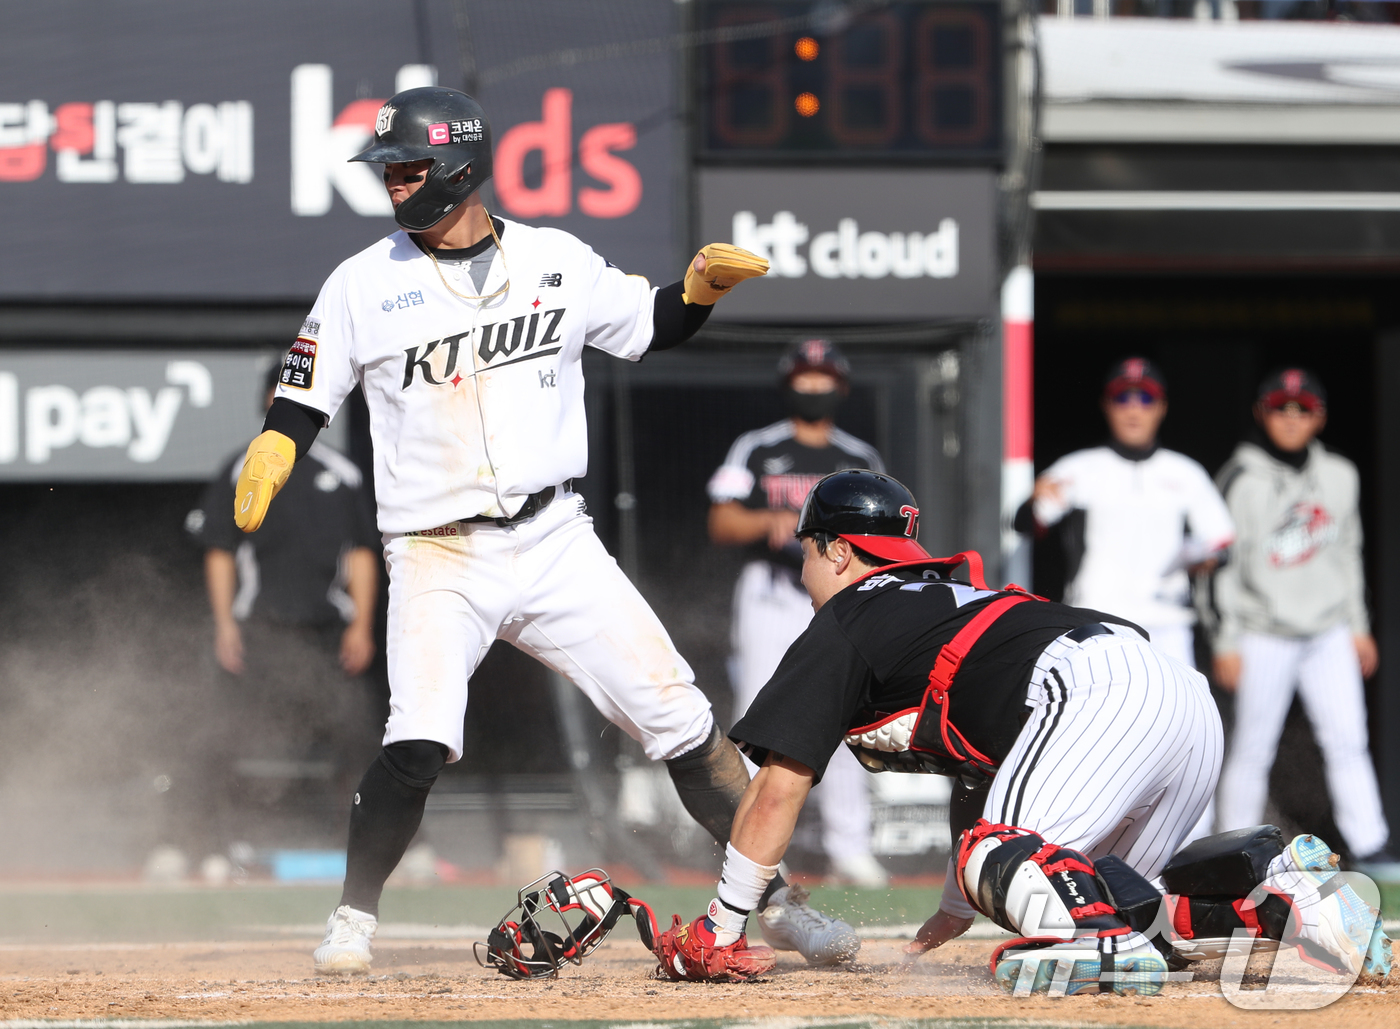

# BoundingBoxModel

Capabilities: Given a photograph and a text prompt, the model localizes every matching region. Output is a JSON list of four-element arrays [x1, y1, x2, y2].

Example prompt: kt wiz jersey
[[730, 566, 1136, 782], [276, 219, 655, 533]]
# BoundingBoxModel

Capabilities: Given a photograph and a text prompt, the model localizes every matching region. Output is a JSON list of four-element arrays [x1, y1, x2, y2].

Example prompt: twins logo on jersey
[[761, 473, 824, 510], [1267, 502, 1337, 567], [402, 308, 566, 388]]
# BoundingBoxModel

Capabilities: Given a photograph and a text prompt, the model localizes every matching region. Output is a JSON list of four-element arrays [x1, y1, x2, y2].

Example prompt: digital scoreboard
[[696, 1, 1003, 162]]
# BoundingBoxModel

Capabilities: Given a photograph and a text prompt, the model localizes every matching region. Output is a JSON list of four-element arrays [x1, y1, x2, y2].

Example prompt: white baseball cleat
[[757, 883, 861, 965], [313, 905, 377, 975], [994, 934, 1170, 997], [1273, 834, 1386, 977]]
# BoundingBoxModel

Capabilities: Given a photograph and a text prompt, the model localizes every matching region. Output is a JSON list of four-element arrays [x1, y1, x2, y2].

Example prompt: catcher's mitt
[[683, 243, 769, 305], [654, 914, 776, 982]]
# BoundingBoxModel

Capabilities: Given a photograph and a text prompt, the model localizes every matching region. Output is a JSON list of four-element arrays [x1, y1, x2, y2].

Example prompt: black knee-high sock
[[339, 740, 447, 917], [664, 724, 787, 909]]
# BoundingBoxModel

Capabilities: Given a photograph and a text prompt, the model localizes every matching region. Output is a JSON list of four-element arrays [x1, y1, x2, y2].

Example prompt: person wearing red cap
[[1016, 358, 1234, 672], [1209, 369, 1393, 868], [707, 339, 891, 894]]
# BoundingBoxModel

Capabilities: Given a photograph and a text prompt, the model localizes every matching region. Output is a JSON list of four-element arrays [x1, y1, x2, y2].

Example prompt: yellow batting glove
[[234, 430, 297, 533], [682, 243, 769, 305]]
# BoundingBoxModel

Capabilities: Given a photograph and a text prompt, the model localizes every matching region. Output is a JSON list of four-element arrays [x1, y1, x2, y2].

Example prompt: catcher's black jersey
[[730, 565, 1140, 782], [187, 442, 379, 627], [707, 419, 883, 568]]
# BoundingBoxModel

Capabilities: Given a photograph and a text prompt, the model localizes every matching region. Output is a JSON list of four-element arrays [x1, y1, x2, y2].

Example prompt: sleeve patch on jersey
[[281, 337, 317, 390], [300, 317, 321, 337], [708, 465, 755, 501]]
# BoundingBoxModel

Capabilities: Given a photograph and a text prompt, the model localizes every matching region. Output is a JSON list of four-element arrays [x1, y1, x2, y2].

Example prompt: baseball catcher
[[656, 469, 1390, 991]]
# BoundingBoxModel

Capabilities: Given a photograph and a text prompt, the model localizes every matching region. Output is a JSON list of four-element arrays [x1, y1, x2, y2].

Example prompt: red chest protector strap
[[919, 594, 1034, 774], [844, 550, 1045, 777]]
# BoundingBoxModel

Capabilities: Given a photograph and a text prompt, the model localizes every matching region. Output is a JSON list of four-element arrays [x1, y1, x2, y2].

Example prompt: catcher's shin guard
[[956, 820, 1130, 940], [1161, 825, 1285, 896]]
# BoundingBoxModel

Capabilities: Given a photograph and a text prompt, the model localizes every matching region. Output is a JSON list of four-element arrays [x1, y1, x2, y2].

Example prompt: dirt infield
[[0, 934, 1394, 1028]]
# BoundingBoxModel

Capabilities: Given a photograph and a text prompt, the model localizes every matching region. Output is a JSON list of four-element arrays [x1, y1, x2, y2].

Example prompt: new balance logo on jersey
[[539, 273, 562, 287], [401, 308, 566, 388]]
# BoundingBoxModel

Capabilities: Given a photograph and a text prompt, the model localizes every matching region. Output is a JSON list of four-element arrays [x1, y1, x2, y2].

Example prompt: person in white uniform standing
[[708, 339, 888, 889], [1211, 368, 1394, 867], [1015, 358, 1234, 669], [227, 86, 859, 973]]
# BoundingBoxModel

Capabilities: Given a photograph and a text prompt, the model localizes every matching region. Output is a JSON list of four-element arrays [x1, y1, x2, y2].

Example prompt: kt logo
[[401, 308, 566, 388]]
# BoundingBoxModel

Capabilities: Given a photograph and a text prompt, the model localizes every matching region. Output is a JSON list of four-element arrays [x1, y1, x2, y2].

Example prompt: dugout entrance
[[1031, 18, 1400, 843]]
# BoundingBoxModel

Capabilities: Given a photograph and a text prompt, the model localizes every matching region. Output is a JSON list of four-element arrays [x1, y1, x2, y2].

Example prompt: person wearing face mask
[[1014, 358, 1235, 671], [707, 339, 890, 891]]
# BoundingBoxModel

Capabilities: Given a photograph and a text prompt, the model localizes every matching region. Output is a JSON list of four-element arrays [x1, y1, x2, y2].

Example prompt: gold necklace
[[413, 210, 510, 302]]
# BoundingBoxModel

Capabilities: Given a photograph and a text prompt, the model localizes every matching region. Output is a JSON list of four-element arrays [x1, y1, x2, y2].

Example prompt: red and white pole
[[1001, 265, 1034, 588]]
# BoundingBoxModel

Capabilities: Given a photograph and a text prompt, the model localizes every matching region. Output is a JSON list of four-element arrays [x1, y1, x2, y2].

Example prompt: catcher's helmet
[[475, 869, 658, 979], [796, 469, 930, 563], [351, 86, 493, 232]]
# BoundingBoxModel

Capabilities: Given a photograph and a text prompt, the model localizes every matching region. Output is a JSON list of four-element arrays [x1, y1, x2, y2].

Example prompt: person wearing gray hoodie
[[1210, 368, 1392, 865]]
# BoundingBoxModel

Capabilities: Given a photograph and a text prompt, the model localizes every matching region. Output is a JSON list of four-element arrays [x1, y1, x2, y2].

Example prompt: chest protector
[[842, 550, 1043, 782]]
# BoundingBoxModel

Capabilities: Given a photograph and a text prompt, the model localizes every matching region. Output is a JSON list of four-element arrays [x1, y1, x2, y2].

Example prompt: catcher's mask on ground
[[475, 869, 659, 979]]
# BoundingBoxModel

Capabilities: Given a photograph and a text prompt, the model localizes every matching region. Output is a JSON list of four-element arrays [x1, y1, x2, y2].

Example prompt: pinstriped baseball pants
[[985, 625, 1224, 885]]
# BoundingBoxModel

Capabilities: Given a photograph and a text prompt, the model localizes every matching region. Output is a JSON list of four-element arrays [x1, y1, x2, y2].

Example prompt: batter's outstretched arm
[[649, 245, 770, 352], [648, 280, 713, 352], [233, 399, 325, 533], [263, 397, 324, 455]]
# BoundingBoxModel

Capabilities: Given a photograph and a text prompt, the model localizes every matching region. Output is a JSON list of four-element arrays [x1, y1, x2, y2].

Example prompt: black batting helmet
[[796, 469, 929, 563], [351, 86, 493, 232]]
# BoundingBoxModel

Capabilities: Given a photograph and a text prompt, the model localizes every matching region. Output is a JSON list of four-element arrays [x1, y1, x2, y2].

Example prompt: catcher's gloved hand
[[234, 429, 297, 532], [682, 243, 769, 305], [654, 914, 776, 982]]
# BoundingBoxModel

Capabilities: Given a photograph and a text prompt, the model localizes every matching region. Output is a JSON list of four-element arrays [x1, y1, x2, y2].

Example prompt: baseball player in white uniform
[[1211, 369, 1393, 866], [228, 86, 856, 973], [708, 339, 888, 888], [1017, 358, 1235, 669]]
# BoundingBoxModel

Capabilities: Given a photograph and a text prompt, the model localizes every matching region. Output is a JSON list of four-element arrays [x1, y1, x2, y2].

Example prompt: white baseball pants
[[988, 627, 1224, 878], [730, 560, 876, 863], [380, 489, 714, 763], [1142, 622, 1217, 843], [1216, 624, 1389, 858], [1142, 623, 1195, 669]]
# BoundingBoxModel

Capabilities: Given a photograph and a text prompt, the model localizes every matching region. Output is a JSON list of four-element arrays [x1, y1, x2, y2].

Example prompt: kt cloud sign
[[0, 0, 678, 299], [697, 169, 997, 323]]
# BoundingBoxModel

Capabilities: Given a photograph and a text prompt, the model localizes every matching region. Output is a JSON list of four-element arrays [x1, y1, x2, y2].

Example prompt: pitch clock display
[[697, 1, 1003, 162]]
